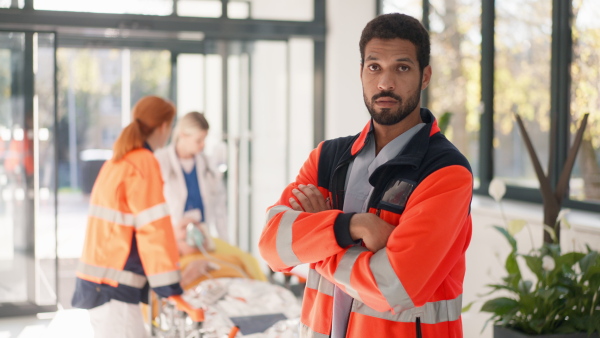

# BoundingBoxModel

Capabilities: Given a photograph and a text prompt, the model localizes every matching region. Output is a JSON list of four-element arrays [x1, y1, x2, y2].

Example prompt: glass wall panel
[[228, 0, 250, 19], [494, 0, 551, 188], [178, 0, 221, 18], [250, 40, 287, 257], [177, 54, 206, 117], [0, 31, 57, 308], [204, 53, 224, 155], [0, 32, 27, 304], [570, 0, 600, 203], [248, 0, 312, 21], [287, 38, 314, 183], [34, 0, 173, 15], [226, 42, 250, 246], [0, 0, 24, 8], [56, 48, 121, 260], [34, 32, 57, 305], [130, 50, 171, 107], [248, 38, 314, 257], [381, 0, 422, 20], [428, 0, 481, 187], [177, 0, 308, 20]]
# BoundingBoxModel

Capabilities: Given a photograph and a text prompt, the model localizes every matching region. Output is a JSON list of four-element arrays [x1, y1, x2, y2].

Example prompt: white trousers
[[88, 299, 149, 338]]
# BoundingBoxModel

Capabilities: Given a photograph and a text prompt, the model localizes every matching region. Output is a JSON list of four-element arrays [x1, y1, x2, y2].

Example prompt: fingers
[[290, 184, 330, 213], [289, 197, 304, 211], [304, 184, 330, 211], [350, 213, 394, 252], [292, 186, 315, 212]]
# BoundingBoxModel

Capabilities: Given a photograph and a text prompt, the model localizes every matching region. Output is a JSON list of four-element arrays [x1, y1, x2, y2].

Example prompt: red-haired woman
[[72, 96, 183, 337]]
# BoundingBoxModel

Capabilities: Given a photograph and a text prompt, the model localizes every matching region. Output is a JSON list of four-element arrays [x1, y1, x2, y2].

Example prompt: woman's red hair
[[112, 96, 175, 161]]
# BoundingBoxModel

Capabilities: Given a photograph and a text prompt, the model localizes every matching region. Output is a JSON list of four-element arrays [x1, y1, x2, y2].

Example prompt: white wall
[[325, 0, 376, 139]]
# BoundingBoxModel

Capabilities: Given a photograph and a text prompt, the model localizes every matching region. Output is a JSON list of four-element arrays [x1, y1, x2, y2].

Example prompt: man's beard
[[364, 80, 422, 126]]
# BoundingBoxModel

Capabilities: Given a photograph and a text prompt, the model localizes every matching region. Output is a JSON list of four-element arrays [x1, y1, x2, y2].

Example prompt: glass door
[[0, 31, 58, 316]]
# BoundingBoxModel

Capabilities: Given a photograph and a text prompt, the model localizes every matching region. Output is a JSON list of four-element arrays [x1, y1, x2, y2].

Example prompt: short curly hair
[[359, 13, 430, 72]]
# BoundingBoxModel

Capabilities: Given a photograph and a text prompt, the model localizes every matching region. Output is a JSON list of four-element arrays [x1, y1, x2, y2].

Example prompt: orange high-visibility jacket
[[259, 109, 473, 338], [73, 148, 182, 308]]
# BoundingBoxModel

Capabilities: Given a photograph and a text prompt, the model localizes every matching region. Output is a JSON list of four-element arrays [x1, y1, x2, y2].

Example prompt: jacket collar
[[350, 108, 440, 157]]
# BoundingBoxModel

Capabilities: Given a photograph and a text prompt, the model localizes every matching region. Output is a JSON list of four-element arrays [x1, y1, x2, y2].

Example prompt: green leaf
[[518, 279, 533, 294], [554, 286, 570, 296], [438, 111, 452, 134], [482, 283, 519, 294], [544, 243, 561, 257], [582, 265, 600, 281], [537, 288, 556, 301], [507, 219, 527, 236], [523, 254, 543, 279], [543, 225, 558, 244], [594, 312, 600, 334], [528, 318, 546, 334], [481, 297, 519, 315], [462, 301, 474, 313], [579, 251, 599, 274], [556, 252, 586, 268], [494, 225, 517, 251], [505, 252, 520, 275]]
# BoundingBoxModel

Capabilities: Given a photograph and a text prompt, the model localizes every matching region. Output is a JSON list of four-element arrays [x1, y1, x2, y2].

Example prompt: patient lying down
[[173, 218, 266, 289]]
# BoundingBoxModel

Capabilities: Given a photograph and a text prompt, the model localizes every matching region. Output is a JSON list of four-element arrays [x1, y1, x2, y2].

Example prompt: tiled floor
[[0, 309, 92, 338]]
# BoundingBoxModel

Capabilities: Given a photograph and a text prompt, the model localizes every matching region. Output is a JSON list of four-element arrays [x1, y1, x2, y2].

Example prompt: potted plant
[[481, 178, 600, 337], [479, 113, 600, 337]]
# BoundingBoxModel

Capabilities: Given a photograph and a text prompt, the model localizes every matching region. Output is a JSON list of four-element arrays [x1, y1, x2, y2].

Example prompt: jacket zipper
[[330, 159, 351, 209], [416, 317, 422, 338]]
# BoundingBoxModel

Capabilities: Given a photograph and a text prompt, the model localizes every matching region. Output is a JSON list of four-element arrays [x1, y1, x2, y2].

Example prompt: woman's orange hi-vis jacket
[[259, 109, 473, 338], [72, 147, 183, 308]]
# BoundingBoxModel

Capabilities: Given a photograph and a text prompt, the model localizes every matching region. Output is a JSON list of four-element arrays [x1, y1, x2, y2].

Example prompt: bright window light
[[34, 0, 173, 15]]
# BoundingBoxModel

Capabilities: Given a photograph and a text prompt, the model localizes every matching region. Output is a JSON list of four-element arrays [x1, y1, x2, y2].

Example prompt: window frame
[[379, 0, 599, 213]]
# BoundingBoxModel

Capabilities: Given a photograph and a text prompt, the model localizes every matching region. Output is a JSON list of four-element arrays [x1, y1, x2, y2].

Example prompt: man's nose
[[377, 72, 395, 91]]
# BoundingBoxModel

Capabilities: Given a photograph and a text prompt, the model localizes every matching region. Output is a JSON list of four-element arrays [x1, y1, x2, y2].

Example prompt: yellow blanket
[[179, 237, 266, 290]]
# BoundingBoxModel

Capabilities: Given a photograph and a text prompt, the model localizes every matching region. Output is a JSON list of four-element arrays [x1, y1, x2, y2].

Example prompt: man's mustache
[[372, 91, 402, 102]]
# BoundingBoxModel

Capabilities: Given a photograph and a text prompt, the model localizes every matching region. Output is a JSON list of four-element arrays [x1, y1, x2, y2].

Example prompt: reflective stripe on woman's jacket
[[72, 148, 182, 308]]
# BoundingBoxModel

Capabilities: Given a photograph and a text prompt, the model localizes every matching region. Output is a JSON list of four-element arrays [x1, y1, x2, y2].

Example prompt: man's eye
[[399, 66, 409, 72], [368, 64, 379, 71]]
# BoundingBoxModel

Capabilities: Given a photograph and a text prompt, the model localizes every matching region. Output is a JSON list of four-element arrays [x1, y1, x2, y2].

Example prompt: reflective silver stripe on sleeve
[[136, 203, 170, 228], [77, 261, 147, 288], [266, 205, 293, 223], [351, 294, 463, 324], [147, 270, 181, 287], [275, 209, 302, 266], [299, 322, 329, 338], [334, 246, 368, 302], [88, 205, 135, 227], [306, 268, 334, 297], [370, 249, 414, 311]]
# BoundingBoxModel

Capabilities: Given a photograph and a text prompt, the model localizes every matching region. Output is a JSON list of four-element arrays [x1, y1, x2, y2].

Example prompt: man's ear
[[421, 65, 432, 90], [359, 62, 364, 78]]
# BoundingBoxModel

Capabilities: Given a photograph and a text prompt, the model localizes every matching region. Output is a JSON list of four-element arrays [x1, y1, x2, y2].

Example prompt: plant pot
[[494, 326, 600, 338]]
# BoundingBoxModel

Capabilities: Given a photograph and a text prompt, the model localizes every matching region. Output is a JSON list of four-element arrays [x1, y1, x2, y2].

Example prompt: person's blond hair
[[172, 112, 209, 143]]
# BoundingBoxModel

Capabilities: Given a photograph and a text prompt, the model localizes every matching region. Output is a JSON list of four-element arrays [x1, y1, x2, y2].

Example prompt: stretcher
[[149, 277, 301, 337]]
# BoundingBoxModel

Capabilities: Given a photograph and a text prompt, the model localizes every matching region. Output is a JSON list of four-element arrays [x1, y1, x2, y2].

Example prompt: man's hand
[[289, 184, 331, 213], [349, 213, 394, 252]]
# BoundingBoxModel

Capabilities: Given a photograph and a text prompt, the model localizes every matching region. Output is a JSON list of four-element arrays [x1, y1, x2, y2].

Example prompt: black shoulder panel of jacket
[[419, 132, 472, 182], [317, 134, 358, 191]]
